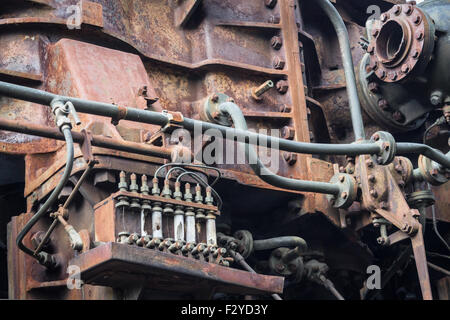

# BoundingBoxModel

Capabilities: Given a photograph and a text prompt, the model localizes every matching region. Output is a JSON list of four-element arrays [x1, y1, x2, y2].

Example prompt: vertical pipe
[[315, 0, 366, 140]]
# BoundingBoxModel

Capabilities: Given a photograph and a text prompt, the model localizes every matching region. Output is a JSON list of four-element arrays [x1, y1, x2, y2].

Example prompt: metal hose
[[315, 0, 365, 141], [219, 101, 341, 195], [16, 126, 74, 259], [253, 236, 308, 252]]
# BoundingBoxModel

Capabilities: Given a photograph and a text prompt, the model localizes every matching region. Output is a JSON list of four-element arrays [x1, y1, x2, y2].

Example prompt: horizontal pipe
[[0, 118, 172, 159], [0, 81, 448, 168]]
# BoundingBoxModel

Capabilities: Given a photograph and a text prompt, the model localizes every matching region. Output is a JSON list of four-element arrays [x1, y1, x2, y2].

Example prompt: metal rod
[[63, 160, 96, 209], [0, 117, 172, 159], [315, 0, 365, 141]]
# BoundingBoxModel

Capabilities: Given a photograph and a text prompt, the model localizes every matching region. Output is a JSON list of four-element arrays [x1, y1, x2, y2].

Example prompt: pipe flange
[[233, 230, 253, 259], [418, 155, 449, 186], [202, 93, 233, 126], [370, 131, 396, 165], [367, 4, 435, 83], [407, 190, 435, 209], [327, 173, 357, 209]]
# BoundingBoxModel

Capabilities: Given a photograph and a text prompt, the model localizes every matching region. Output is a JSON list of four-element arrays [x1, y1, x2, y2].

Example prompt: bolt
[[371, 29, 380, 37], [367, 44, 375, 55], [341, 192, 348, 199], [416, 31, 424, 40], [276, 263, 285, 272], [370, 189, 378, 198], [366, 159, 374, 168], [276, 80, 289, 94], [252, 80, 274, 99], [283, 152, 298, 165], [394, 5, 402, 15], [265, 0, 277, 9], [395, 164, 403, 173], [377, 70, 387, 80], [279, 104, 292, 113], [268, 15, 280, 24], [211, 94, 219, 103], [380, 201, 389, 210], [339, 175, 345, 183], [401, 64, 410, 74], [272, 56, 285, 69], [431, 168, 439, 177], [398, 180, 406, 188], [378, 99, 390, 111], [373, 133, 380, 141], [281, 126, 295, 140], [393, 111, 405, 122], [383, 142, 390, 151], [368, 174, 376, 183], [412, 50, 420, 59], [389, 72, 398, 81], [405, 5, 414, 15], [368, 60, 379, 71], [413, 14, 422, 25], [430, 91, 443, 106], [271, 36, 282, 50], [380, 13, 389, 22], [368, 82, 379, 93]]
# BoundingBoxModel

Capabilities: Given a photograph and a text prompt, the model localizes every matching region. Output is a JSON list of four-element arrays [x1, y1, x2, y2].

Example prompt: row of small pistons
[[114, 171, 220, 257]]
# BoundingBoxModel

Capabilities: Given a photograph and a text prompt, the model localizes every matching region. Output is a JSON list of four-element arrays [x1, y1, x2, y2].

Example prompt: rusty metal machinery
[[0, 0, 449, 301]]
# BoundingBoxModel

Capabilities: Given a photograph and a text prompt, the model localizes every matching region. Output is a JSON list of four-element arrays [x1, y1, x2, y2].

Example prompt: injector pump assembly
[[0, 0, 449, 301]]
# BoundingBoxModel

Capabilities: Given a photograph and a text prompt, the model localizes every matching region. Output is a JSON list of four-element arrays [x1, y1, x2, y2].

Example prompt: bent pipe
[[253, 236, 308, 252], [219, 101, 341, 195], [315, 0, 365, 141], [16, 126, 74, 260], [0, 80, 449, 168]]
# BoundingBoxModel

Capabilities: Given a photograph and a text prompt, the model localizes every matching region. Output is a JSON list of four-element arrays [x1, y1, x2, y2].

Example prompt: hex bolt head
[[393, 111, 405, 122], [367, 44, 375, 55], [268, 15, 281, 24], [380, 13, 389, 22], [401, 64, 410, 74], [368, 174, 376, 183], [279, 104, 292, 113], [373, 133, 380, 141], [430, 91, 443, 106], [377, 70, 387, 80], [378, 99, 390, 111], [281, 126, 295, 140], [412, 50, 420, 59], [265, 0, 277, 9], [369, 60, 379, 71], [368, 82, 379, 93], [270, 36, 282, 50], [341, 192, 348, 199], [366, 159, 374, 168], [416, 31, 424, 40], [394, 5, 402, 15], [283, 152, 298, 165], [370, 189, 378, 198], [389, 72, 398, 81], [405, 5, 414, 15], [413, 14, 422, 25], [272, 56, 285, 69], [211, 94, 219, 103], [276, 80, 289, 94], [371, 29, 380, 37]]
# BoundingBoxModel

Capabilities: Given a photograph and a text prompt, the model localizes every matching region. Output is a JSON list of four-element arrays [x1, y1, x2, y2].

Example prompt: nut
[[378, 99, 390, 111], [272, 56, 285, 69], [276, 80, 289, 94], [270, 36, 282, 50], [401, 64, 410, 74], [368, 82, 379, 93], [283, 152, 298, 165], [265, 0, 277, 9], [281, 126, 295, 140]]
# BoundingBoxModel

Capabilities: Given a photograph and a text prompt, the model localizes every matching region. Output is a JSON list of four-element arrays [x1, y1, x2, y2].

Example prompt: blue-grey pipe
[[315, 0, 366, 141], [16, 126, 74, 259], [219, 101, 341, 195]]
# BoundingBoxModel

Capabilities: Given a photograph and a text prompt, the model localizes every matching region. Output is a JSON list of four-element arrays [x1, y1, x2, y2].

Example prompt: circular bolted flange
[[418, 155, 449, 186], [268, 247, 303, 278], [407, 190, 435, 209], [203, 93, 233, 126], [370, 131, 396, 165], [327, 173, 358, 209]]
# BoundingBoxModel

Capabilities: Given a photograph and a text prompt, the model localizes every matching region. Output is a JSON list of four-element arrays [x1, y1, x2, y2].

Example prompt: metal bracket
[[80, 129, 94, 162]]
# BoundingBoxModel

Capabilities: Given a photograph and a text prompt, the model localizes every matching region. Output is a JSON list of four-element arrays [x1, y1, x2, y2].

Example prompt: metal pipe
[[219, 101, 341, 195], [0, 117, 172, 159], [315, 0, 365, 141], [16, 126, 74, 259], [0, 81, 449, 168], [253, 236, 307, 252]]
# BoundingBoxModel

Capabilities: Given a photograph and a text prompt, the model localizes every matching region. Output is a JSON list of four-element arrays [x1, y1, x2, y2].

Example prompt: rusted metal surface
[[70, 242, 284, 295]]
